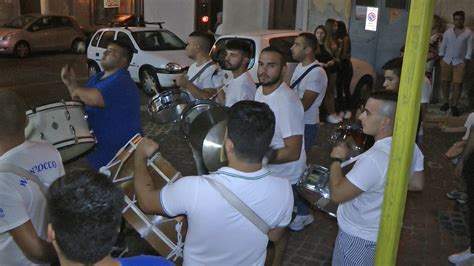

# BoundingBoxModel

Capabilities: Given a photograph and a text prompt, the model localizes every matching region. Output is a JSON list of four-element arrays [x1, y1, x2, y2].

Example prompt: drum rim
[[52, 137, 97, 148], [180, 100, 220, 136], [26, 100, 85, 115]]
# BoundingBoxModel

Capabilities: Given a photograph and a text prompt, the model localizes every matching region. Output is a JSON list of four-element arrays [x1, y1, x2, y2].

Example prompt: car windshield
[[3, 15, 37, 29], [132, 30, 186, 51]]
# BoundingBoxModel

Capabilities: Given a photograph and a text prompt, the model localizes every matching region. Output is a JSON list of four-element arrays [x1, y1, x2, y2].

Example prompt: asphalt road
[[0, 52, 89, 107]]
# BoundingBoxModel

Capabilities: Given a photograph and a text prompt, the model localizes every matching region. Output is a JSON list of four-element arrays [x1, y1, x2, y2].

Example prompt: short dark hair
[[0, 90, 27, 138], [382, 57, 403, 78], [368, 90, 398, 119], [227, 101, 275, 163], [48, 169, 124, 264], [225, 39, 251, 58], [261, 46, 286, 65], [298, 32, 318, 51], [110, 39, 133, 65], [189, 31, 215, 52], [453, 10, 465, 19]]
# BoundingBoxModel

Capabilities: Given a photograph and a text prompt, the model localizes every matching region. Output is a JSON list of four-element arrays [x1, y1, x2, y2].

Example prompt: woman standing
[[314, 19, 341, 124], [335, 20, 353, 119]]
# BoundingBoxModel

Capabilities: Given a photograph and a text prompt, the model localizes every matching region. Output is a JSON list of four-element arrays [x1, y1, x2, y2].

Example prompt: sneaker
[[457, 193, 468, 204], [448, 247, 474, 264], [451, 106, 460, 117], [344, 111, 352, 119], [440, 103, 450, 111], [326, 114, 342, 124], [289, 214, 314, 231], [447, 189, 463, 200]]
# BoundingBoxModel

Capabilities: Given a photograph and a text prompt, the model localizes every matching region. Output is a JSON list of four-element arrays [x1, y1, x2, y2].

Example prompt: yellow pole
[[374, 0, 435, 265]]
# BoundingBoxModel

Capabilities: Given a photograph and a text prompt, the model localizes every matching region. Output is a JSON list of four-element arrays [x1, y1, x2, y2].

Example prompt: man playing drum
[[47, 169, 172, 266], [329, 91, 424, 265], [0, 90, 65, 265], [217, 39, 256, 107], [61, 40, 143, 170], [175, 31, 223, 175], [133, 101, 293, 265], [289, 32, 328, 231], [176, 31, 223, 101]]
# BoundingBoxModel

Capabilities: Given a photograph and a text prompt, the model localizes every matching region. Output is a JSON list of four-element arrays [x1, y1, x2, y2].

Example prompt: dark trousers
[[336, 59, 354, 111]]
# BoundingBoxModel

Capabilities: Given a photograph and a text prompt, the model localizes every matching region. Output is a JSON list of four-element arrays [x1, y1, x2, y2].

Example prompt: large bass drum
[[25, 101, 96, 162]]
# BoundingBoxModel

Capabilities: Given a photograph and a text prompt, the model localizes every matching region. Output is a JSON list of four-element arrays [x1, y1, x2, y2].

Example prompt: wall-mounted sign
[[365, 7, 378, 31], [104, 0, 120, 8]]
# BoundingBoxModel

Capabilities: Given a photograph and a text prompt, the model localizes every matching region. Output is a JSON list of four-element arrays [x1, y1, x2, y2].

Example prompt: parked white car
[[87, 26, 192, 95], [210, 30, 376, 98]]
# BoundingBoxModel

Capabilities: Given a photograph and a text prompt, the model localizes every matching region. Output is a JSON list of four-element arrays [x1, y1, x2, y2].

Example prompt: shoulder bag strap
[[189, 61, 215, 83], [203, 176, 270, 234], [0, 163, 48, 196], [290, 64, 320, 89]]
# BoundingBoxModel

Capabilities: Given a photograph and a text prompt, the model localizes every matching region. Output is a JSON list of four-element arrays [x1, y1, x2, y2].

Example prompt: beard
[[258, 74, 281, 87]]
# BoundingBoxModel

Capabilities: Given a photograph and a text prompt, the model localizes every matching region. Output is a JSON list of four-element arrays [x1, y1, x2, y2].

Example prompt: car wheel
[[353, 75, 374, 106], [88, 61, 100, 78], [139, 67, 161, 96], [71, 39, 86, 54], [14, 41, 30, 58]]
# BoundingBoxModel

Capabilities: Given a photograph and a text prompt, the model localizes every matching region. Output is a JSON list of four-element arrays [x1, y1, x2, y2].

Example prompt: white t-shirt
[[255, 83, 306, 184], [160, 167, 293, 266], [223, 72, 256, 107], [186, 60, 224, 101], [290, 61, 328, 124], [0, 141, 65, 266], [462, 112, 474, 140], [337, 137, 424, 242]]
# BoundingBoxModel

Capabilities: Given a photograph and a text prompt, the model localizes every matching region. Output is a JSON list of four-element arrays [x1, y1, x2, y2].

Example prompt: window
[[210, 38, 256, 70], [132, 30, 186, 51], [28, 17, 52, 32], [355, 0, 376, 6], [98, 31, 115, 48], [117, 32, 136, 52], [269, 36, 297, 63], [91, 31, 103, 47], [51, 16, 73, 28], [385, 0, 407, 9]]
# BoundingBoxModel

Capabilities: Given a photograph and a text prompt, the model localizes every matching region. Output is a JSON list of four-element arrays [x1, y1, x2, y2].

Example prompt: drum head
[[148, 89, 190, 124], [180, 100, 219, 137]]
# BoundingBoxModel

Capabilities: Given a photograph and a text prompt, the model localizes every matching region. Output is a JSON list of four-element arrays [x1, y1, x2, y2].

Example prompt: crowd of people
[[0, 9, 472, 266]]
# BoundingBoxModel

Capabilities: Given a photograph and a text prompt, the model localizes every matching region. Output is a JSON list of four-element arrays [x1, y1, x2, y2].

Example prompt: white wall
[[221, 0, 269, 35], [144, 0, 195, 41]]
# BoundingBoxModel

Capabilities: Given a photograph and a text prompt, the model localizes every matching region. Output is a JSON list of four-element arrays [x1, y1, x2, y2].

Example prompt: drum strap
[[290, 64, 320, 89], [0, 163, 48, 196], [189, 61, 215, 83], [203, 177, 270, 234]]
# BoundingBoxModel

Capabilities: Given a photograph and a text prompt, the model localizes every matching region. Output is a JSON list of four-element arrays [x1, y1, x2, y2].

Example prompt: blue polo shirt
[[116, 255, 173, 266], [85, 68, 143, 170]]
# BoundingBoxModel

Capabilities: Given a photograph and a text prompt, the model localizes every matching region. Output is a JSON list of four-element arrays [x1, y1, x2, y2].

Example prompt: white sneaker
[[448, 248, 474, 264], [288, 214, 314, 231], [326, 114, 341, 124]]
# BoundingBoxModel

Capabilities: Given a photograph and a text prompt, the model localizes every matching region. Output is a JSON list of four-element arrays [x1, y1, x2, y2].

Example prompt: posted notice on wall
[[365, 7, 379, 31], [104, 0, 120, 8]]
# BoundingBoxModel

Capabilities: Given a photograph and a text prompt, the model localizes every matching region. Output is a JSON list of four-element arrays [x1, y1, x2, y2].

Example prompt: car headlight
[[2, 33, 13, 41], [166, 62, 183, 72]]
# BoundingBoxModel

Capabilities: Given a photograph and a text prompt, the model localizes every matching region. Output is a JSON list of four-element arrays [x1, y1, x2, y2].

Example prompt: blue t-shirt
[[116, 255, 173, 266], [85, 68, 143, 169]]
